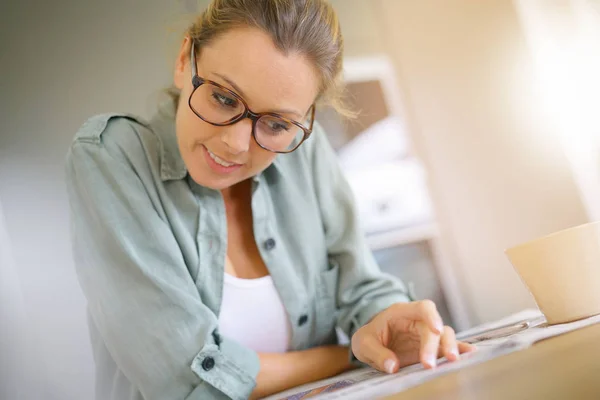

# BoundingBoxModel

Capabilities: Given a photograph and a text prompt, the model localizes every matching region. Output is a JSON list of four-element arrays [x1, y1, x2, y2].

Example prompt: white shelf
[[365, 222, 439, 251]]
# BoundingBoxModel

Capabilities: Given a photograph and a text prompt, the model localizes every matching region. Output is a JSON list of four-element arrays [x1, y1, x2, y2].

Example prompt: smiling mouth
[[204, 146, 242, 167]]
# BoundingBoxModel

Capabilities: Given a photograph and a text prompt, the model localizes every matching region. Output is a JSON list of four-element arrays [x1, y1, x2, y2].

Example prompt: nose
[[220, 118, 253, 155]]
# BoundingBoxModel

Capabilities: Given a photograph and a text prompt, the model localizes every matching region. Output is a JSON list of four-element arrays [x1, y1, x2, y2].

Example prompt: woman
[[66, 1, 473, 399]]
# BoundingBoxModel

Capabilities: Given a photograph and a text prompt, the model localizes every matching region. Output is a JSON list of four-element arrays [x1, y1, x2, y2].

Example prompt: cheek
[[177, 109, 218, 149], [247, 143, 278, 171]]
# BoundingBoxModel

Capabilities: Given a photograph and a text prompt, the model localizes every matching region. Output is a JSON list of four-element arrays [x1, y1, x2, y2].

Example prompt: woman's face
[[173, 27, 320, 190]]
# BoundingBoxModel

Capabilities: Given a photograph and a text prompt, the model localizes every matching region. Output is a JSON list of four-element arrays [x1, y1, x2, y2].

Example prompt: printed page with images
[[263, 309, 600, 400]]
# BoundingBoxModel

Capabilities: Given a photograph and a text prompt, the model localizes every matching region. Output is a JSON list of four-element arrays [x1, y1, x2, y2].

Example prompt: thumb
[[358, 335, 400, 374]]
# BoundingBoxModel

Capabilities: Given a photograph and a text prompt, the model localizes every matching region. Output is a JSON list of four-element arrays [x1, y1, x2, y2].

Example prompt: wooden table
[[385, 323, 600, 400]]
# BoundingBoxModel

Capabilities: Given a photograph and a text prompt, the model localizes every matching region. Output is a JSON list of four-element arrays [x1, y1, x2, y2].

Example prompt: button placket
[[194, 187, 227, 315], [251, 176, 310, 350]]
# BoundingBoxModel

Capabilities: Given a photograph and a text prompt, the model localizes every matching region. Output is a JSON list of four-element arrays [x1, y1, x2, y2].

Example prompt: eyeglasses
[[188, 42, 315, 153]]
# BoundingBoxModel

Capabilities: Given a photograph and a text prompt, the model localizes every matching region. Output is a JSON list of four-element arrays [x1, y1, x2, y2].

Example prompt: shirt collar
[[150, 101, 189, 182]]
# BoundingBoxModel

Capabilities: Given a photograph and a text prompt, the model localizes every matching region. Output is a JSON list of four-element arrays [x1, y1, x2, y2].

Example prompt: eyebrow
[[211, 72, 304, 119]]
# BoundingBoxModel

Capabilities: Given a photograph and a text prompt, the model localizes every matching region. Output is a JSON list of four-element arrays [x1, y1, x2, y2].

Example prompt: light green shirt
[[65, 103, 409, 400]]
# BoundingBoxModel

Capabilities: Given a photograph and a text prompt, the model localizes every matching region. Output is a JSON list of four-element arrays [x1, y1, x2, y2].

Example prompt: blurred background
[[1, 0, 599, 398]]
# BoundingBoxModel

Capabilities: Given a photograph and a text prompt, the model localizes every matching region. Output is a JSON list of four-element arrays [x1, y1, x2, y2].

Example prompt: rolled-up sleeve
[[307, 125, 411, 340], [66, 137, 259, 400]]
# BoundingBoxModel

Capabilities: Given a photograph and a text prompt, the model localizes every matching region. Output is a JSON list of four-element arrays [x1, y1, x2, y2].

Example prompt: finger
[[359, 335, 400, 374], [458, 341, 477, 354], [418, 321, 441, 368], [439, 326, 459, 361], [405, 300, 444, 334]]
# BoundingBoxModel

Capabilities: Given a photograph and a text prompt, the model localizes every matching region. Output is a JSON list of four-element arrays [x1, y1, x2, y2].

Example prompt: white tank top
[[218, 273, 292, 353]]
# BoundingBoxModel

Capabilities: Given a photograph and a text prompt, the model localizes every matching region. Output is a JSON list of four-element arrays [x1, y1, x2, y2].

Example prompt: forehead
[[196, 27, 319, 114]]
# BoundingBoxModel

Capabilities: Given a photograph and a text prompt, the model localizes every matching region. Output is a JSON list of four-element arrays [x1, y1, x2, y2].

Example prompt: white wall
[[0, 197, 29, 399], [0, 1, 198, 398], [332, 0, 590, 325], [516, 0, 600, 222]]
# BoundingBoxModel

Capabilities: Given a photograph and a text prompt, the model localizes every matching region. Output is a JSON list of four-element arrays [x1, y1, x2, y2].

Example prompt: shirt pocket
[[313, 259, 340, 345]]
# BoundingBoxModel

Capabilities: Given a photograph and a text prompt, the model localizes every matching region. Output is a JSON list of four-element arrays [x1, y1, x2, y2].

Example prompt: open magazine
[[263, 309, 600, 400]]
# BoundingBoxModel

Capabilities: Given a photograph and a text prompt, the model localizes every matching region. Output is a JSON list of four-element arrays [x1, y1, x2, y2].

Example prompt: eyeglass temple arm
[[309, 105, 316, 130], [190, 40, 198, 77]]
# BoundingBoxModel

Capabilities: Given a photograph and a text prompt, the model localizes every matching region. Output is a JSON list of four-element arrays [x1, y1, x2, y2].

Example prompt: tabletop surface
[[385, 322, 600, 400]]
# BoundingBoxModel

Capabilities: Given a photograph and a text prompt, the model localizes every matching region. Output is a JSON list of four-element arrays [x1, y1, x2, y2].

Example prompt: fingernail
[[384, 359, 396, 374], [427, 356, 437, 368], [435, 322, 444, 334], [451, 349, 460, 360]]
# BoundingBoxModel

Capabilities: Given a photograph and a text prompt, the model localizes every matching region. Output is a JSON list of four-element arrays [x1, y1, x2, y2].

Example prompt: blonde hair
[[169, 0, 352, 117]]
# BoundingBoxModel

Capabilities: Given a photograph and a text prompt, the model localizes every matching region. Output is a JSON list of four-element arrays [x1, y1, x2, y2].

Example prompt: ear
[[174, 36, 192, 90]]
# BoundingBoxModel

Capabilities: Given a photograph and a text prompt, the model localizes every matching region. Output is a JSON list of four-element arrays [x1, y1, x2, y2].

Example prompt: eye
[[267, 120, 291, 133], [211, 91, 238, 108]]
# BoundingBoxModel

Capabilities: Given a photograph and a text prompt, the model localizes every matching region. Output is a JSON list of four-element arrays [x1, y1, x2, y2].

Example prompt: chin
[[188, 169, 241, 191]]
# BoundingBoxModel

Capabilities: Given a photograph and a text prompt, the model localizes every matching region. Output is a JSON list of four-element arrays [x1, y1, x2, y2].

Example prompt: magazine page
[[263, 311, 600, 400]]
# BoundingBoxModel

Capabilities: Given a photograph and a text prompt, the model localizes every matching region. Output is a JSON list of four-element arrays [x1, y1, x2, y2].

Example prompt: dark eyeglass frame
[[188, 41, 316, 154]]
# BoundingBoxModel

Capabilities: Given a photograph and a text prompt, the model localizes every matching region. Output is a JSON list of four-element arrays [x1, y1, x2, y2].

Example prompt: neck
[[221, 179, 252, 205]]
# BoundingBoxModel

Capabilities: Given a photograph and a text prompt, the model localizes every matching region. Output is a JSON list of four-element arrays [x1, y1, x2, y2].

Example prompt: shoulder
[[65, 111, 170, 200], [268, 121, 346, 204], [299, 121, 328, 157], [67, 112, 161, 170], [72, 112, 149, 150], [277, 121, 333, 171], [297, 121, 341, 178], [65, 113, 165, 209]]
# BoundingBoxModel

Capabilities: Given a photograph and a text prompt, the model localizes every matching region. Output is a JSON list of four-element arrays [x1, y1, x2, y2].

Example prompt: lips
[[205, 147, 242, 167], [201, 145, 244, 174]]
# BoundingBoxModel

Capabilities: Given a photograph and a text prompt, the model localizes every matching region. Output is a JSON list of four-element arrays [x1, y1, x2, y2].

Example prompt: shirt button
[[298, 314, 309, 326], [201, 357, 215, 371], [264, 238, 276, 251]]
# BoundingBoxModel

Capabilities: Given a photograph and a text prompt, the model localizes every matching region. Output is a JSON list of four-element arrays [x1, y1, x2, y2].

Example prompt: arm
[[66, 130, 258, 400], [306, 126, 475, 374], [251, 346, 355, 399], [307, 124, 411, 349]]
